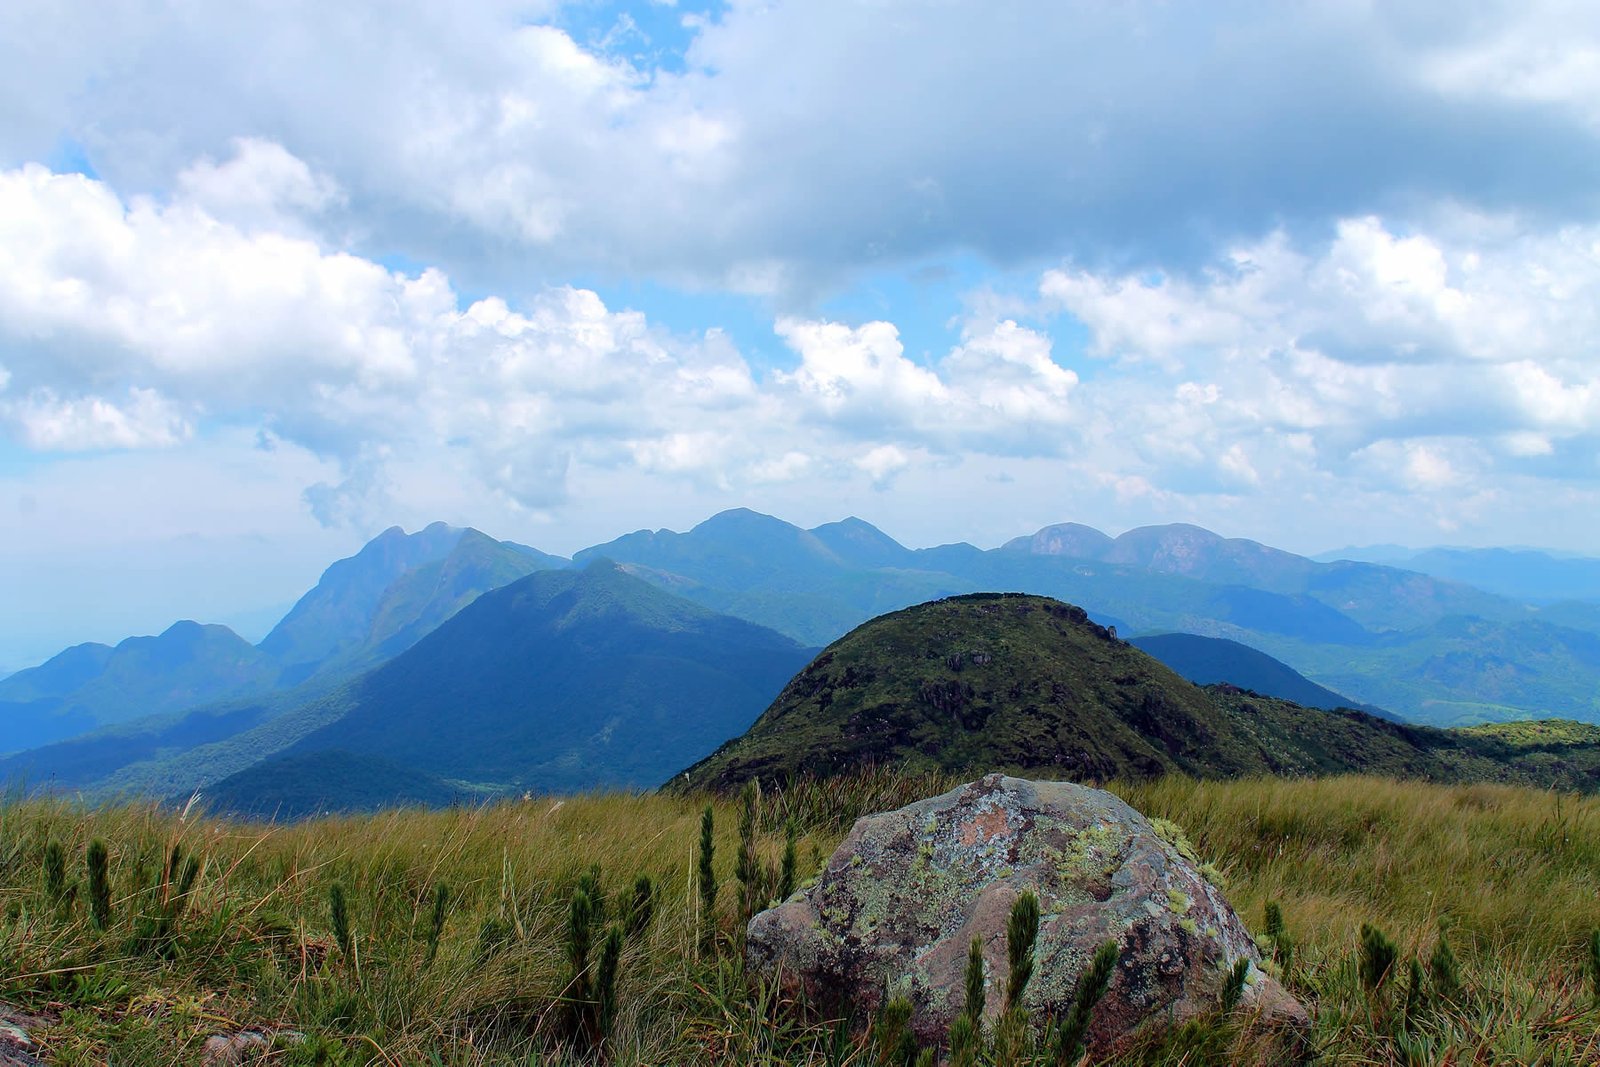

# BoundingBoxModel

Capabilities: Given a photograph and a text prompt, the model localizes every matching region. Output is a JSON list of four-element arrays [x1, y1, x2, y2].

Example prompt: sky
[[3, 0, 1600, 670]]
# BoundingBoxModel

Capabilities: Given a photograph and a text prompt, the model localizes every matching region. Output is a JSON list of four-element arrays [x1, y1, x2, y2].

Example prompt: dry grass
[[1, 773, 1597, 1064]]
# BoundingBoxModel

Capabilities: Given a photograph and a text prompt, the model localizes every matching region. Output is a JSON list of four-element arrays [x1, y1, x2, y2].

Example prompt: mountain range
[[679, 594, 1600, 794], [4, 508, 1600, 812]]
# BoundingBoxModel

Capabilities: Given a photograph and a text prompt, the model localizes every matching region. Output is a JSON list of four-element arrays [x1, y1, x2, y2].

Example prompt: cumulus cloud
[[1039, 211, 1600, 491], [2, 2, 1597, 293], [0, 162, 1088, 521]]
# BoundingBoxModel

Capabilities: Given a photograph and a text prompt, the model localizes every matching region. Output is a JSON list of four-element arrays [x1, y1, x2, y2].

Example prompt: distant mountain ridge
[[76, 562, 815, 805], [8, 507, 1600, 789], [1317, 544, 1600, 604], [0, 622, 277, 753], [0, 524, 568, 760]]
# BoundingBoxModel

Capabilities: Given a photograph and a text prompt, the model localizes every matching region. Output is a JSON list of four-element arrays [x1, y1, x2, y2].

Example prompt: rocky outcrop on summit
[[746, 775, 1309, 1058]]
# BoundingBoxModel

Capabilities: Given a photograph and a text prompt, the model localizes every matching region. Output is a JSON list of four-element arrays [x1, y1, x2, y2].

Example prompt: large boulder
[[746, 774, 1308, 1058]]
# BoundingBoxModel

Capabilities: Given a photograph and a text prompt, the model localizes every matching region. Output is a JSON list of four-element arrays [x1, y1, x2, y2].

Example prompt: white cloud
[[855, 444, 913, 487], [2, 2, 1596, 293], [1039, 211, 1600, 485], [176, 137, 342, 234], [7, 387, 190, 451]]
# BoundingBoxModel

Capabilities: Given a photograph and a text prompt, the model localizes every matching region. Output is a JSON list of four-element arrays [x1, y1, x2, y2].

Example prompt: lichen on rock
[[745, 774, 1309, 1058]]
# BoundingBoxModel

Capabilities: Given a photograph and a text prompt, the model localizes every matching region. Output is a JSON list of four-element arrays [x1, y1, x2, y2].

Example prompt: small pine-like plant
[[1005, 891, 1040, 1011], [626, 874, 655, 939], [43, 840, 71, 906], [778, 817, 798, 901], [736, 781, 760, 925], [872, 995, 913, 1066], [425, 882, 449, 965], [1359, 923, 1398, 991], [964, 934, 986, 1022], [329, 882, 352, 958], [1053, 938, 1118, 1066], [1428, 929, 1461, 1003], [948, 1013, 980, 1067], [577, 864, 607, 926], [567, 886, 594, 1002], [86, 839, 111, 931], [595, 924, 624, 1040], [1221, 956, 1249, 1012], [1264, 900, 1293, 974], [1404, 957, 1427, 1024], [697, 804, 717, 955]]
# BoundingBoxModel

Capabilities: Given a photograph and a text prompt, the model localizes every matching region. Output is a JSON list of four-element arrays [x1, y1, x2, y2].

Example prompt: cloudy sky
[[3, 0, 1600, 669]]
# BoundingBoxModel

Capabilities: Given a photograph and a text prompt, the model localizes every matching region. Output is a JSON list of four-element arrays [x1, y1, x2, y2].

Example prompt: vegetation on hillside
[[679, 594, 1600, 793], [1, 770, 1597, 1064]]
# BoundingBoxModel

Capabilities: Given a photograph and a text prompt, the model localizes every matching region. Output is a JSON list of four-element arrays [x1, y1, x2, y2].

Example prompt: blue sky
[[2, 1, 1600, 670]]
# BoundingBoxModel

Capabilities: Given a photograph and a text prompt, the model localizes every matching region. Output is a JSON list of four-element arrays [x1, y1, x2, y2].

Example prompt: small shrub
[[1264, 900, 1293, 974], [872, 995, 913, 1066], [1005, 890, 1039, 1011], [1220, 957, 1249, 1012], [328, 882, 352, 958], [736, 780, 763, 927], [85, 839, 111, 931], [1053, 938, 1118, 1066], [964, 934, 986, 1023], [595, 923, 624, 1041], [625, 873, 654, 939], [779, 817, 798, 901], [1359, 923, 1398, 991], [424, 882, 449, 965], [1429, 929, 1461, 1003], [43, 839, 72, 907]]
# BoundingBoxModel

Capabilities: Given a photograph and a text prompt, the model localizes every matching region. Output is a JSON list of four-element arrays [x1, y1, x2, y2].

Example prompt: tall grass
[[0, 773, 1596, 1064]]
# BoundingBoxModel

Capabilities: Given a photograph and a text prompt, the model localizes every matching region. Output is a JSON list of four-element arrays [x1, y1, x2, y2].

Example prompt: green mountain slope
[[1129, 632, 1394, 718], [677, 594, 1600, 793], [82, 562, 815, 805], [194, 751, 467, 820], [309, 528, 566, 680], [280, 561, 815, 794]]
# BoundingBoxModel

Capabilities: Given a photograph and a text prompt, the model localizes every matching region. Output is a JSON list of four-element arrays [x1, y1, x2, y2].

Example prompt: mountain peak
[[810, 516, 912, 568], [1002, 521, 1113, 558]]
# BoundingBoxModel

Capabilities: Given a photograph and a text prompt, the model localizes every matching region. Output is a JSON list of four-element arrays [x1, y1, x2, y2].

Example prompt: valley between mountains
[[4, 509, 1600, 816]]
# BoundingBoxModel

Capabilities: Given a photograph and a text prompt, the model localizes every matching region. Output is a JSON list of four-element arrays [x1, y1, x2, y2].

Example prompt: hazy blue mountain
[[278, 561, 815, 794], [1, 524, 570, 763], [303, 528, 568, 680], [808, 516, 919, 569], [257, 522, 469, 681], [1342, 547, 1600, 604], [0, 622, 277, 753], [1317, 544, 1600, 604], [575, 509, 976, 644], [1129, 633, 1395, 719], [61, 561, 816, 804], [1004, 521, 1519, 631], [565, 511, 1600, 725], [0, 696, 283, 788]]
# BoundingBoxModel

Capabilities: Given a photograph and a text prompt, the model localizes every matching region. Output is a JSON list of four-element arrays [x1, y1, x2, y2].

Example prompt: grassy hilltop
[[679, 593, 1600, 793], [2, 772, 1598, 1064]]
